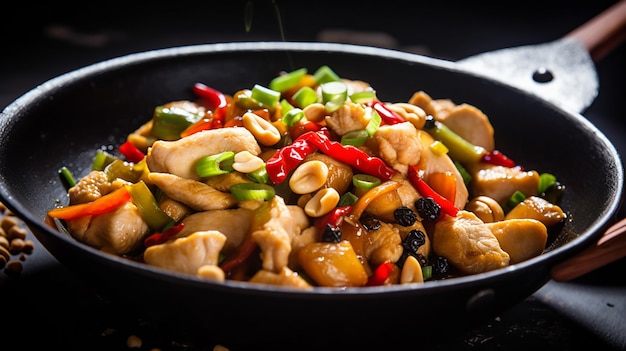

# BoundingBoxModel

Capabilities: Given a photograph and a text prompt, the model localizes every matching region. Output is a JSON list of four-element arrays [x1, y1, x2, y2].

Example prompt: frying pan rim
[[0, 41, 623, 297]]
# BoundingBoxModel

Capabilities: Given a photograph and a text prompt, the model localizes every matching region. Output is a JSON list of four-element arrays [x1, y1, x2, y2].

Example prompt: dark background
[[1, 1, 625, 350]]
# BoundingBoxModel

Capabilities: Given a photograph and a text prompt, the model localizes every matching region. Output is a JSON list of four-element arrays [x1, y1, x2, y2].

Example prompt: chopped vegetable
[[47, 186, 131, 220], [482, 149, 517, 168], [408, 165, 458, 217], [196, 151, 235, 178], [144, 222, 184, 247], [313, 65, 341, 84], [348, 181, 402, 221], [292, 86, 318, 108], [119, 140, 146, 163], [58, 166, 76, 190], [251, 84, 280, 110], [128, 181, 173, 231], [269, 68, 307, 92], [423, 116, 486, 164], [366, 261, 393, 286], [230, 183, 276, 201], [151, 105, 202, 140], [352, 174, 381, 190]]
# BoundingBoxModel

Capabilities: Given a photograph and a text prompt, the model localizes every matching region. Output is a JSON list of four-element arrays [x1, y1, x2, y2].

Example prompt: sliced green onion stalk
[[321, 81, 348, 113], [230, 183, 276, 201], [128, 181, 174, 232], [364, 107, 381, 136], [538, 173, 557, 194], [341, 129, 369, 146], [425, 119, 487, 164], [235, 89, 264, 110], [92, 149, 120, 171], [247, 164, 269, 184], [353, 173, 381, 189], [104, 159, 146, 183], [269, 68, 307, 92], [251, 84, 281, 110], [350, 90, 377, 104], [151, 105, 202, 141], [506, 190, 527, 212], [283, 108, 305, 127], [454, 161, 472, 185], [58, 166, 77, 190], [196, 151, 235, 178], [292, 86, 318, 108], [422, 265, 433, 280], [338, 191, 359, 206], [280, 99, 295, 114], [313, 65, 341, 84]]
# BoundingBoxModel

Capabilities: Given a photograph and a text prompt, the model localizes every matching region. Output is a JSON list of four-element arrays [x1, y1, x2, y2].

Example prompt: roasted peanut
[[242, 111, 281, 146], [303, 103, 327, 122], [232, 151, 265, 173], [400, 255, 424, 284], [466, 196, 505, 223], [386, 103, 427, 129], [304, 188, 340, 217], [289, 160, 329, 194]]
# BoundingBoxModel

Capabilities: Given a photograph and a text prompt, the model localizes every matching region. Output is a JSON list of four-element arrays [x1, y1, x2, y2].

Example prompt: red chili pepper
[[220, 235, 258, 274], [143, 222, 185, 248], [265, 136, 319, 184], [481, 149, 518, 168], [366, 260, 394, 286], [314, 205, 352, 232], [288, 120, 322, 140], [119, 140, 145, 163], [408, 165, 459, 217], [301, 130, 397, 181], [369, 101, 405, 125], [180, 83, 228, 137]]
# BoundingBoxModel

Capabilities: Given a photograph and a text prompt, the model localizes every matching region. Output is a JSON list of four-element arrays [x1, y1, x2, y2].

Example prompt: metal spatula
[[456, 0, 626, 114]]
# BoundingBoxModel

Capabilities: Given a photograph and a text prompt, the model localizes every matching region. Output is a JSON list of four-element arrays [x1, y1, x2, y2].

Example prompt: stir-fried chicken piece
[[67, 201, 149, 255], [486, 218, 548, 264], [248, 267, 313, 289], [143, 230, 226, 276], [371, 122, 423, 175], [467, 163, 540, 207], [363, 221, 403, 266], [68, 170, 112, 205], [324, 101, 370, 136], [252, 196, 310, 273], [175, 208, 254, 255], [146, 127, 261, 180], [148, 172, 237, 211], [432, 210, 510, 274], [438, 104, 495, 152]]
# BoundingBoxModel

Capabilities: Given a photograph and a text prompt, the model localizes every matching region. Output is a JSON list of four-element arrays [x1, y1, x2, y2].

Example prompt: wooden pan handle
[[565, 0, 626, 62], [551, 218, 626, 281]]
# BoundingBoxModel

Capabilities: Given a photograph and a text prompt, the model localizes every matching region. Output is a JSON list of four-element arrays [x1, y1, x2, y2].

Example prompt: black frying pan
[[0, 40, 622, 349]]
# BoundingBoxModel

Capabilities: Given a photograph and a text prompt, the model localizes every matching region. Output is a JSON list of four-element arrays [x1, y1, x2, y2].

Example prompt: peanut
[[242, 111, 281, 146], [232, 151, 265, 173], [304, 188, 340, 217], [289, 160, 329, 194]]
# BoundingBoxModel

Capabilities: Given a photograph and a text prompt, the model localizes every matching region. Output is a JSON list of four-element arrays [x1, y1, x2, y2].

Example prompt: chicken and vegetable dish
[[47, 65, 567, 288]]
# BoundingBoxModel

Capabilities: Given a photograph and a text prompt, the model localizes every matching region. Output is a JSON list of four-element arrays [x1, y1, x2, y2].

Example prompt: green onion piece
[[196, 151, 235, 178], [364, 107, 381, 136], [313, 65, 341, 84], [454, 161, 472, 185], [151, 106, 202, 141], [292, 86, 318, 108], [269, 68, 307, 92], [128, 181, 173, 232], [506, 190, 527, 212], [58, 166, 76, 190], [280, 99, 295, 114], [338, 191, 359, 206], [247, 164, 269, 184], [321, 81, 348, 113], [538, 173, 557, 194], [353, 174, 381, 189], [104, 159, 146, 183], [350, 91, 377, 104], [422, 265, 433, 280], [92, 150, 119, 171], [230, 183, 276, 201], [251, 84, 281, 110], [425, 120, 487, 164], [235, 89, 263, 110], [341, 129, 369, 146], [283, 108, 305, 127]]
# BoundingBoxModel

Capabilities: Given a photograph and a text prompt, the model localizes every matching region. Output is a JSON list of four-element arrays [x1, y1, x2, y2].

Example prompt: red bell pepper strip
[[119, 140, 145, 163], [301, 131, 397, 181], [314, 205, 352, 232], [180, 83, 228, 137], [265, 135, 319, 184], [144, 222, 185, 248], [47, 186, 131, 220], [366, 260, 394, 286], [220, 235, 258, 274], [481, 149, 518, 168], [408, 165, 459, 217], [368, 101, 405, 125]]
